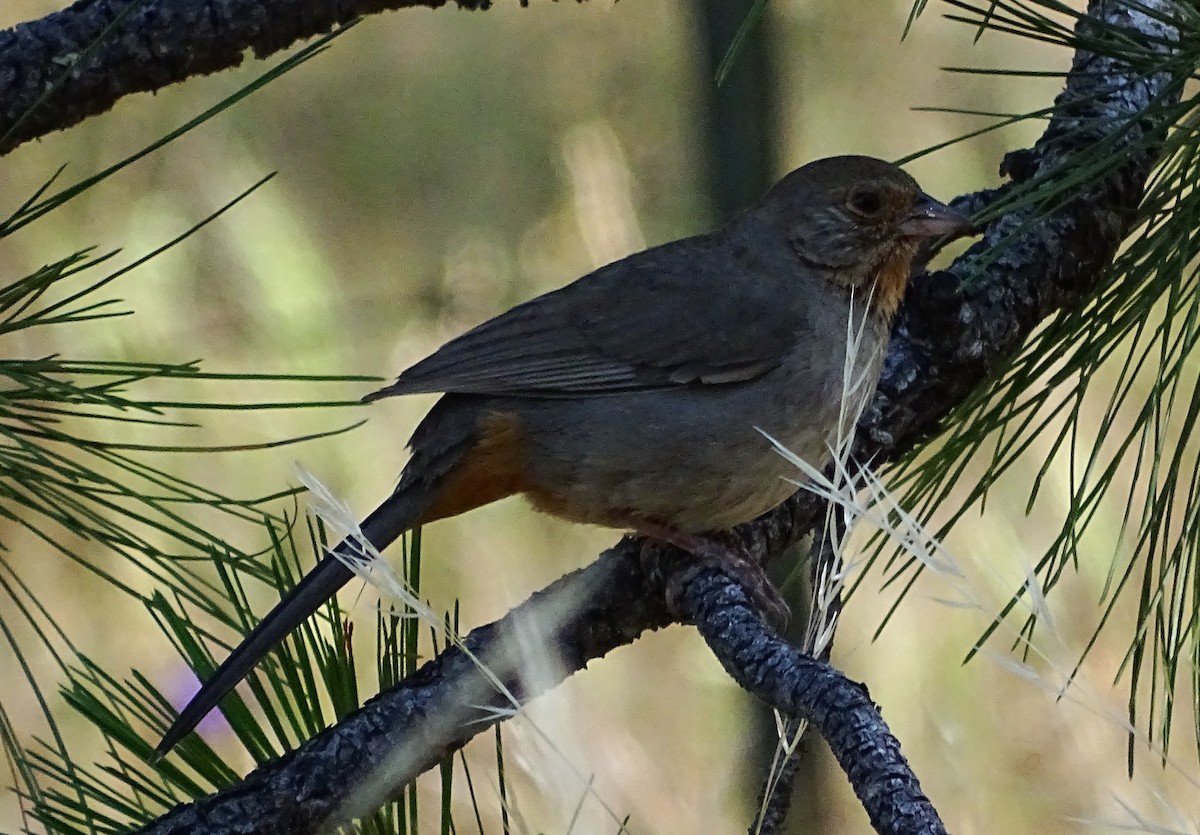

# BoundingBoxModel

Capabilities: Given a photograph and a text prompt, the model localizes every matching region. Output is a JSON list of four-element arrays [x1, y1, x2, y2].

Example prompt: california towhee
[[154, 155, 969, 756]]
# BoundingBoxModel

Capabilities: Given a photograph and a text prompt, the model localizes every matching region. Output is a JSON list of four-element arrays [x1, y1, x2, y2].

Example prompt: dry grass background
[[0, 1, 1197, 833]]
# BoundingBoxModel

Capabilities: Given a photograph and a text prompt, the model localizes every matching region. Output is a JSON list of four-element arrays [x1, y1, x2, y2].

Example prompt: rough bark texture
[[137, 549, 674, 834], [0, 0, 495, 155], [859, 1, 1183, 463], [679, 563, 947, 835], [16, 0, 1177, 832]]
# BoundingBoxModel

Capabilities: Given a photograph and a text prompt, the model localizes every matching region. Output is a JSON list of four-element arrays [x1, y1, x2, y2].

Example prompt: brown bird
[[154, 155, 969, 757]]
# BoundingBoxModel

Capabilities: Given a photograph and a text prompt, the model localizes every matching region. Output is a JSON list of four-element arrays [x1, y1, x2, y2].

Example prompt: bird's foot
[[638, 526, 790, 630]]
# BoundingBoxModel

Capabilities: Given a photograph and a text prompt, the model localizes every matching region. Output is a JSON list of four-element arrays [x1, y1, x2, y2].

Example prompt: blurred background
[[1, 0, 1197, 832]]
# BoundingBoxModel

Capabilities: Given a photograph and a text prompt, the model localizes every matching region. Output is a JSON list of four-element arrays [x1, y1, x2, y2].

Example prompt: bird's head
[[757, 155, 971, 319]]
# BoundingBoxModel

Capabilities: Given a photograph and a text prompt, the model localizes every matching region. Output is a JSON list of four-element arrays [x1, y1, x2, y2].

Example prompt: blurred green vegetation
[[1, 1, 1197, 833]]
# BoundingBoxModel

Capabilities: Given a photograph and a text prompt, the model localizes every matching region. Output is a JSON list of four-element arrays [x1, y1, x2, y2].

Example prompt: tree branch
[[0, 0, 492, 156], [139, 546, 673, 835], [749, 504, 849, 835], [129, 0, 1186, 833], [678, 563, 947, 835]]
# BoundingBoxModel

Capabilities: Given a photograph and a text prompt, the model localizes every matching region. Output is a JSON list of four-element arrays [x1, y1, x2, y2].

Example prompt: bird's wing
[[366, 231, 812, 401]]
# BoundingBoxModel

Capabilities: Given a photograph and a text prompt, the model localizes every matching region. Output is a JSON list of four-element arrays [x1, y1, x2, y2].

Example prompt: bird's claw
[[638, 528, 790, 630]]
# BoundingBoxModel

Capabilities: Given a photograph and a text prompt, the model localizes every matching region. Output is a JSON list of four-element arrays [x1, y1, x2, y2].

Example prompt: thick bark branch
[[860, 2, 1183, 463], [122, 0, 1185, 833], [678, 563, 947, 835], [0, 0, 492, 156], [139, 547, 673, 834]]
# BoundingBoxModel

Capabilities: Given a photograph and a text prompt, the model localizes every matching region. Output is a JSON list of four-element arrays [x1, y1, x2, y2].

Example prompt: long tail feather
[[153, 493, 418, 759]]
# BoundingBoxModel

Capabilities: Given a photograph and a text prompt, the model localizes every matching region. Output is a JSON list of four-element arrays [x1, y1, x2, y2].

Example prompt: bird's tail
[[152, 491, 422, 759]]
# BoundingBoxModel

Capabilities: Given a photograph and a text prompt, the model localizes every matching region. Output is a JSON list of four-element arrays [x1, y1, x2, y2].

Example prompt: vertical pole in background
[[690, 4, 832, 831], [693, 0, 775, 220]]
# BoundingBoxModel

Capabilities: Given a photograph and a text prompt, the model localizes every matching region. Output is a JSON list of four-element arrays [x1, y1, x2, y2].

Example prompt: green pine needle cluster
[[873, 0, 1200, 763]]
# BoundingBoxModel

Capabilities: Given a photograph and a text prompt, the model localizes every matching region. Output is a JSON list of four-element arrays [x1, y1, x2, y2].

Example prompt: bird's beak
[[899, 193, 972, 239]]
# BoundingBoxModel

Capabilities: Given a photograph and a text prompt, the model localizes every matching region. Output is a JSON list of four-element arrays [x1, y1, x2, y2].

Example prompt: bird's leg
[[637, 524, 790, 629]]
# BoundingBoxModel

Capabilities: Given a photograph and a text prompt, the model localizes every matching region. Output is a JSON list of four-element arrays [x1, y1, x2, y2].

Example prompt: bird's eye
[[847, 187, 884, 218]]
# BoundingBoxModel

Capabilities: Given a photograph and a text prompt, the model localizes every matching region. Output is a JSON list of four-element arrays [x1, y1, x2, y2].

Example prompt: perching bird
[[154, 155, 970, 757]]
